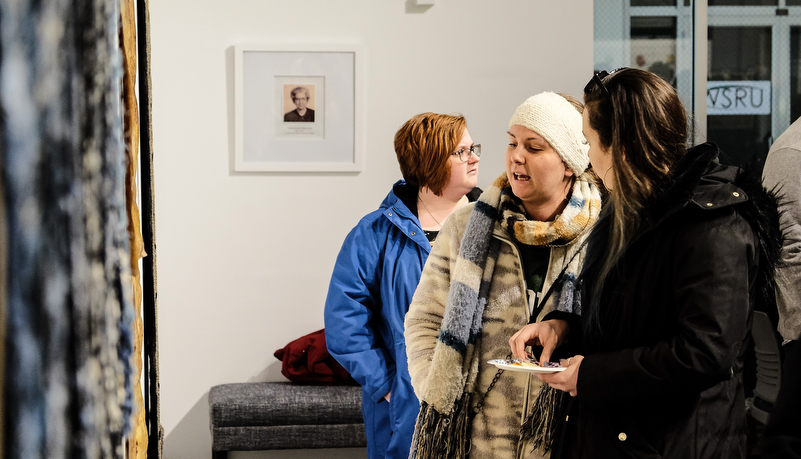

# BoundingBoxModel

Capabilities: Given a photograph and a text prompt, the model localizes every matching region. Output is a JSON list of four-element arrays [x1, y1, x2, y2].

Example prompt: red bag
[[274, 329, 357, 385]]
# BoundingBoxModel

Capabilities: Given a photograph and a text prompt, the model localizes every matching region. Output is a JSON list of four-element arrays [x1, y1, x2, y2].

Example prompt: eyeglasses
[[452, 144, 481, 162], [583, 67, 627, 98]]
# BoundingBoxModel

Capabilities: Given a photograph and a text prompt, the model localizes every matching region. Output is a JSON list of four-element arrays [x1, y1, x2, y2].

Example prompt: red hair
[[394, 113, 466, 196]]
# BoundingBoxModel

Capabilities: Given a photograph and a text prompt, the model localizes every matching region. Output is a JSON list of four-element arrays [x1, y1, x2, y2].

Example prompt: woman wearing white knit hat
[[405, 92, 603, 459]]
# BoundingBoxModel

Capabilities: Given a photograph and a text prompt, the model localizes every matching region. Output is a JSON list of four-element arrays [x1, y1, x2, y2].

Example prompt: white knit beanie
[[508, 92, 590, 175]]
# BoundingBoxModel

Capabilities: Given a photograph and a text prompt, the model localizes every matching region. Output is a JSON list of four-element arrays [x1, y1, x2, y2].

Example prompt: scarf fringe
[[410, 395, 472, 459], [520, 384, 564, 453]]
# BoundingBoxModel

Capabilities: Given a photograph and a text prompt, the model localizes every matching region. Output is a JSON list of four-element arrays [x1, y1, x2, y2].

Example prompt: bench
[[208, 382, 366, 458]]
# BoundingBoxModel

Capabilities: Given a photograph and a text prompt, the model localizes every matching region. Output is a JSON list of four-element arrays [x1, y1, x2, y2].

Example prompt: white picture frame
[[234, 43, 363, 172]]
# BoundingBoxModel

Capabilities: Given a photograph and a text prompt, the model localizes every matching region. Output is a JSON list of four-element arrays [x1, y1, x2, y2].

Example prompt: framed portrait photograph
[[234, 43, 363, 172]]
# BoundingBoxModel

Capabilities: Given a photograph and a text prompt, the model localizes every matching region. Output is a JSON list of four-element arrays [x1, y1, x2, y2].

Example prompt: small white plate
[[487, 359, 567, 374]]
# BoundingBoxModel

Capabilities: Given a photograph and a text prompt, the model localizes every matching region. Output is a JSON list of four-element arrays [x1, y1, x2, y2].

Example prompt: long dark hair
[[582, 68, 689, 334]]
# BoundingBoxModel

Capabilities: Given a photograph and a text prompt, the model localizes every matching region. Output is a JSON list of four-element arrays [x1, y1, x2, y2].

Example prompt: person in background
[[762, 117, 801, 370], [283, 86, 315, 122], [405, 92, 602, 459], [510, 68, 782, 459], [325, 112, 481, 459], [761, 116, 801, 458]]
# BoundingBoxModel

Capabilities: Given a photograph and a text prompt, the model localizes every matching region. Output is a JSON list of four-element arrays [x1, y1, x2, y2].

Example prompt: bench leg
[[212, 451, 228, 459]]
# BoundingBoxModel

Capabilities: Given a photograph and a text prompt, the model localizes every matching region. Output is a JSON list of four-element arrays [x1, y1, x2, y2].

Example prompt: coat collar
[[648, 142, 748, 227]]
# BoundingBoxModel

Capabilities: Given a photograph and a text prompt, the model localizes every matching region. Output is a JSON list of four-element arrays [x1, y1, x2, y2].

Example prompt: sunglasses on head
[[583, 67, 628, 98]]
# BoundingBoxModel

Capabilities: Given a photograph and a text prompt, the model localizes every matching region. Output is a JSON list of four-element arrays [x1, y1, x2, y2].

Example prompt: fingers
[[508, 320, 570, 363], [538, 344, 552, 365], [538, 326, 558, 364], [509, 324, 539, 360], [537, 371, 571, 394], [537, 355, 583, 397], [508, 329, 524, 359], [512, 341, 527, 360]]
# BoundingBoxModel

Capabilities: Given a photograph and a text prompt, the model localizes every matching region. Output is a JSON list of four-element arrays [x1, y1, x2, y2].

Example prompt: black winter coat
[[550, 143, 781, 459]]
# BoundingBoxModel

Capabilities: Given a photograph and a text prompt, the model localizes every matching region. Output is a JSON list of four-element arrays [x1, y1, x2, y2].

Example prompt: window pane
[[707, 27, 772, 170], [788, 0, 801, 5], [709, 0, 777, 5], [631, 0, 675, 5], [593, 0, 694, 122], [792, 27, 801, 122], [631, 16, 677, 85]]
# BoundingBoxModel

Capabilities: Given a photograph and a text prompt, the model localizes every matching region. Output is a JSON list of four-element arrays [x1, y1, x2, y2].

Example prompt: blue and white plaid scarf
[[410, 173, 601, 459]]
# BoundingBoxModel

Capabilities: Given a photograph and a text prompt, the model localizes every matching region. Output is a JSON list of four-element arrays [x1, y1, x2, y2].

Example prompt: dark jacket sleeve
[[577, 209, 757, 409]]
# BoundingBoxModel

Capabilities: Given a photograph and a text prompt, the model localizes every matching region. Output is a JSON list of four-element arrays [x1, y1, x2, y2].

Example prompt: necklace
[[418, 196, 443, 228]]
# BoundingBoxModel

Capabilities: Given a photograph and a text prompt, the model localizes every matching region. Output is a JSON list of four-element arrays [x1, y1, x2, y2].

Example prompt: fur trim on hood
[[651, 142, 783, 315]]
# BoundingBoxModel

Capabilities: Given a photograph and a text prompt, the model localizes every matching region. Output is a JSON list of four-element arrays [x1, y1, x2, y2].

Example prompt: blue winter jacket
[[324, 181, 479, 459]]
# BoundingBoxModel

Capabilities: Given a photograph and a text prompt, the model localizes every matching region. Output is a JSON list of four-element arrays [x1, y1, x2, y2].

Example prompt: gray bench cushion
[[209, 382, 366, 451]]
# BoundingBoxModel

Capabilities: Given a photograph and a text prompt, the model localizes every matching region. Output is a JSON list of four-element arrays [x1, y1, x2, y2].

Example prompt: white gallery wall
[[149, 1, 593, 457]]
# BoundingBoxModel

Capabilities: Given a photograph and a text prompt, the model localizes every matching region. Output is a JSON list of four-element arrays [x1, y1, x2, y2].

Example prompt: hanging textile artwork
[[0, 0, 135, 458]]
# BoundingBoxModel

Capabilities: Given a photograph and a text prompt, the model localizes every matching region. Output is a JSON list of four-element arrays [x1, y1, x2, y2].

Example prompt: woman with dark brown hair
[[510, 68, 782, 459], [325, 112, 481, 459]]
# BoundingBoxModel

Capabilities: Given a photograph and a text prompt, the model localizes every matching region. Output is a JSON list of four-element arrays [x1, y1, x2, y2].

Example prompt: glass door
[[592, 0, 801, 168], [706, 25, 772, 167], [791, 25, 801, 121], [593, 0, 696, 113], [707, 2, 801, 170]]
